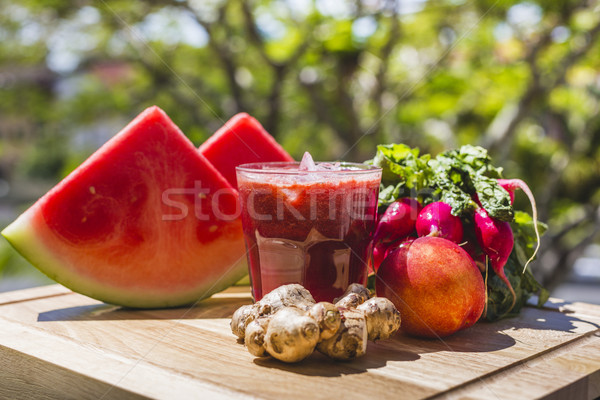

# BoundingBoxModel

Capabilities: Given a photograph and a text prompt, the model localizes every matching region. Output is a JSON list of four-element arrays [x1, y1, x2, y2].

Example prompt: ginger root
[[231, 283, 401, 363], [244, 317, 270, 357], [316, 309, 367, 360], [264, 308, 320, 362], [334, 283, 372, 308], [308, 302, 341, 341], [357, 297, 402, 341], [230, 284, 315, 341]]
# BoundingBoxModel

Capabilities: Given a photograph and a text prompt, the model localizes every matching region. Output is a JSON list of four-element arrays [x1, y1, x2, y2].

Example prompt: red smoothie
[[236, 162, 381, 302]]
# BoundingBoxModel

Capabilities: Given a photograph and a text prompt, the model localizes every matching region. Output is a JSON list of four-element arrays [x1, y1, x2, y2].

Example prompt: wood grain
[[0, 285, 599, 400]]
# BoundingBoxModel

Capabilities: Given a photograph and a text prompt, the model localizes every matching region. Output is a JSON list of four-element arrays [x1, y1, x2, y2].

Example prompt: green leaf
[[537, 287, 550, 308], [511, 211, 548, 262], [378, 182, 406, 206], [473, 174, 514, 221], [483, 251, 546, 321], [483, 213, 548, 321], [432, 173, 476, 216], [371, 144, 432, 190], [484, 256, 526, 321]]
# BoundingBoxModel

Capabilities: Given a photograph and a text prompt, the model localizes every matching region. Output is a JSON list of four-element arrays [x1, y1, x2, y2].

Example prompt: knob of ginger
[[231, 283, 401, 363]]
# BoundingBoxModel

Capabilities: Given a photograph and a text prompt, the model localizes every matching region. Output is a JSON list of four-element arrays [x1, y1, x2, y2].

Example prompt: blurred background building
[[0, 0, 599, 303]]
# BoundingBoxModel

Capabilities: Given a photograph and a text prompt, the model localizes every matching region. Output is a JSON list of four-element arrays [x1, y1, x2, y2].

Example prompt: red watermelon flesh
[[1, 106, 248, 308], [199, 113, 294, 188]]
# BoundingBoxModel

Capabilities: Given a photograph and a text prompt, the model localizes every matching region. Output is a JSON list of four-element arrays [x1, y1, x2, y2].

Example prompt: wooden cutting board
[[0, 284, 599, 400]]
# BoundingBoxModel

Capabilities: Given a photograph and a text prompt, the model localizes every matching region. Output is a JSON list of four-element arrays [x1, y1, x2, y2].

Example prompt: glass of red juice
[[236, 161, 381, 302]]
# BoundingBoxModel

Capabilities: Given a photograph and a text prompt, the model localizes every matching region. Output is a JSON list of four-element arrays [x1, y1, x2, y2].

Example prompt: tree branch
[[181, 3, 247, 113], [299, 80, 353, 150], [240, 0, 276, 68], [542, 205, 600, 290], [239, 0, 313, 136], [482, 9, 600, 158], [553, 20, 600, 87], [371, 0, 400, 143]]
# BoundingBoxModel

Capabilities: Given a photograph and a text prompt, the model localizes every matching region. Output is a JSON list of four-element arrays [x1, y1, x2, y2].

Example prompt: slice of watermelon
[[199, 113, 294, 188], [2, 106, 248, 308]]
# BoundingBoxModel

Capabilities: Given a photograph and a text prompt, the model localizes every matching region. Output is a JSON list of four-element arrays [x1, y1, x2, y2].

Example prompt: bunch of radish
[[370, 179, 540, 313], [367, 144, 548, 321]]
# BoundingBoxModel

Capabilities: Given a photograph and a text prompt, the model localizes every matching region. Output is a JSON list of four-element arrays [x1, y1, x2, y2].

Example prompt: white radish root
[[498, 178, 541, 272]]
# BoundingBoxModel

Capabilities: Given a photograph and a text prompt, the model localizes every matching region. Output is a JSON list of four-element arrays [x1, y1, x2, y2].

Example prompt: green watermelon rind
[[2, 210, 248, 309]]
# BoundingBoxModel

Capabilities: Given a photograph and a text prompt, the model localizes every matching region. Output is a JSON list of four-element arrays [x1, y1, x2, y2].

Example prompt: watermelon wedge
[[199, 113, 294, 188], [2, 106, 248, 308]]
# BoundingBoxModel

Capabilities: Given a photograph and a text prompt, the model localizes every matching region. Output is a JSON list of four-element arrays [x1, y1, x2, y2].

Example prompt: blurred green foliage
[[0, 0, 599, 290]]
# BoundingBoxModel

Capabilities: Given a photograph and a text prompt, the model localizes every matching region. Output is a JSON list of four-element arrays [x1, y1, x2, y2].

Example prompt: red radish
[[373, 198, 421, 244], [474, 207, 516, 313], [461, 240, 486, 273], [497, 178, 541, 272], [383, 236, 415, 258], [416, 201, 463, 243], [369, 237, 414, 274], [369, 241, 388, 274]]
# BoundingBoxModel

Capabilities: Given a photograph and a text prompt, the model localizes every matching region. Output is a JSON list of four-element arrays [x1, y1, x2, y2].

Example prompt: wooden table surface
[[0, 284, 599, 400]]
